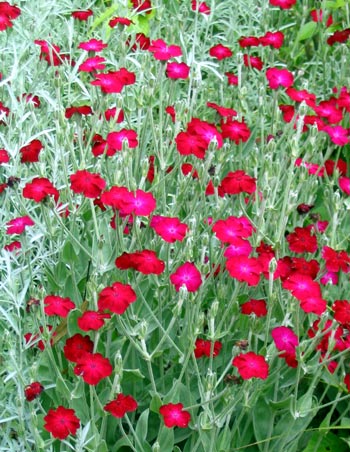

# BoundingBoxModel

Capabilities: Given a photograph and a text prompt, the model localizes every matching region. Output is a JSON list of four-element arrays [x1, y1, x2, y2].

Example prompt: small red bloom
[[23, 177, 59, 203], [44, 295, 75, 318], [98, 282, 137, 314], [104, 394, 138, 418], [339, 177, 350, 195], [6, 216, 34, 234], [238, 36, 260, 48], [226, 256, 262, 286], [191, 1, 211, 14], [150, 215, 188, 243], [109, 16, 133, 27], [170, 262, 202, 292], [78, 38, 107, 52], [209, 44, 233, 60], [106, 129, 138, 153], [131, 0, 152, 14], [74, 352, 113, 385], [77, 310, 111, 331], [149, 39, 182, 60], [0, 148, 10, 163], [175, 130, 207, 159], [25, 382, 44, 401], [70, 169, 106, 198], [72, 10, 93, 21], [63, 334, 94, 363], [219, 170, 256, 196], [241, 299, 267, 317], [266, 67, 294, 89], [212, 216, 254, 243], [166, 62, 190, 79], [221, 118, 251, 144], [104, 107, 124, 122], [44, 406, 80, 440], [323, 125, 349, 146], [20, 139, 43, 163], [4, 240, 21, 252], [232, 352, 269, 379], [91, 68, 136, 93], [327, 28, 350, 46], [65, 105, 93, 118], [194, 339, 222, 358], [225, 72, 239, 85], [271, 326, 298, 354], [243, 54, 264, 71], [333, 300, 350, 325], [322, 246, 350, 273], [24, 326, 55, 351], [259, 31, 284, 48], [78, 56, 106, 72], [115, 250, 165, 275], [269, 0, 296, 9], [159, 403, 191, 428], [286, 226, 318, 253]]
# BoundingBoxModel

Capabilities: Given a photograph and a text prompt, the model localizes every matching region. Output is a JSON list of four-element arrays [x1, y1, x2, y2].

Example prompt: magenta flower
[[232, 352, 269, 380], [170, 262, 202, 292]]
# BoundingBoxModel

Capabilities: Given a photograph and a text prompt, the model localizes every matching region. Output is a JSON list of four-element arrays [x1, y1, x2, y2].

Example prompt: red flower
[[104, 107, 124, 122], [339, 177, 350, 195], [286, 87, 316, 106], [212, 216, 254, 244], [323, 125, 349, 146], [104, 394, 138, 418], [4, 240, 21, 252], [209, 44, 233, 60], [170, 262, 202, 292], [0, 2, 21, 31], [109, 16, 133, 27], [98, 282, 137, 314], [78, 38, 107, 52], [23, 177, 59, 203], [286, 226, 318, 253], [19, 139, 43, 163], [333, 300, 350, 325], [65, 105, 93, 118], [191, 1, 211, 14], [232, 352, 269, 379], [24, 382, 44, 401], [266, 67, 294, 89], [221, 118, 251, 144], [219, 170, 256, 196], [6, 216, 34, 234], [259, 31, 284, 48], [269, 0, 296, 8], [166, 62, 190, 79], [131, 0, 152, 14], [0, 148, 10, 163], [44, 406, 80, 440], [226, 256, 262, 286], [243, 54, 264, 71], [282, 273, 321, 300], [74, 352, 113, 385], [175, 131, 207, 159], [271, 326, 298, 354], [327, 28, 350, 46], [207, 102, 237, 118], [149, 39, 182, 60], [91, 68, 136, 93], [225, 72, 238, 85], [44, 295, 75, 318], [77, 310, 111, 331], [224, 238, 253, 258], [63, 334, 94, 363], [24, 325, 55, 351], [194, 339, 222, 358], [106, 129, 138, 153], [115, 250, 165, 275], [238, 36, 260, 48], [150, 215, 188, 243], [159, 403, 191, 428], [322, 246, 350, 273], [72, 10, 93, 21], [241, 299, 267, 317], [78, 56, 106, 72], [70, 169, 106, 198]]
